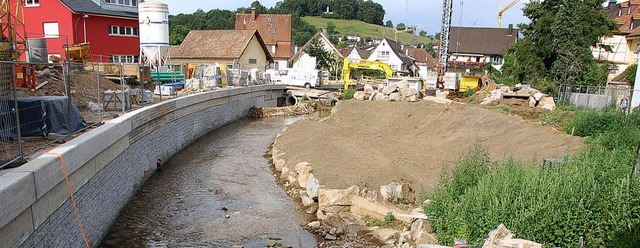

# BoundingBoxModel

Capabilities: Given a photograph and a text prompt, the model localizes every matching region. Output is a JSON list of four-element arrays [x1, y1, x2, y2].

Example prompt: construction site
[[0, 0, 639, 248]]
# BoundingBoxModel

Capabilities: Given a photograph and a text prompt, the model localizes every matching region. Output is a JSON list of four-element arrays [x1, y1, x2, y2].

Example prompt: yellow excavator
[[342, 58, 395, 91]]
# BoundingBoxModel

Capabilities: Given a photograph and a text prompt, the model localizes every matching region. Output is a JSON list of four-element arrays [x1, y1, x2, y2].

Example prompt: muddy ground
[[273, 100, 585, 193]]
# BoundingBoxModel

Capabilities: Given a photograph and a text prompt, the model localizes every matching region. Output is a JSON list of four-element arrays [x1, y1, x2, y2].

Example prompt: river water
[[100, 117, 316, 248]]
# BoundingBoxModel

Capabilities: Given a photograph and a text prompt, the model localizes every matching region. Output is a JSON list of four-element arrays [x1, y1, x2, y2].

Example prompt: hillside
[[302, 16, 433, 45]]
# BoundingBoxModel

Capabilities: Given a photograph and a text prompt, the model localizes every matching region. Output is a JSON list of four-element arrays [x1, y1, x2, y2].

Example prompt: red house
[[15, 0, 139, 63]]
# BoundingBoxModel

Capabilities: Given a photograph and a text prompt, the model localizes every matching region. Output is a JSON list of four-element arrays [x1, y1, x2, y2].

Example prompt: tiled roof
[[59, 0, 137, 18], [403, 47, 436, 67], [607, 1, 640, 34], [236, 11, 292, 58], [448, 27, 518, 56], [171, 30, 273, 62]]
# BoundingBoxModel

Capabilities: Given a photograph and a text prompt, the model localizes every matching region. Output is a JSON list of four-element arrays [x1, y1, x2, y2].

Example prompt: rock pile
[[480, 84, 557, 112], [353, 81, 419, 102]]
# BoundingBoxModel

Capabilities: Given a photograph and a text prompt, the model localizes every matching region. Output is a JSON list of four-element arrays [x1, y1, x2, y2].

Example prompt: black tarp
[[0, 96, 87, 139]]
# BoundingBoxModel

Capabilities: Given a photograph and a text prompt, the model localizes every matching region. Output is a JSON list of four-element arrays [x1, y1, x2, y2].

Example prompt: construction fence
[[0, 61, 152, 169], [557, 83, 633, 111], [0, 60, 276, 169]]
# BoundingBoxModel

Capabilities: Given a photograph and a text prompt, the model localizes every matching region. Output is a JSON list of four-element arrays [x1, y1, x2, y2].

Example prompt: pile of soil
[[23, 69, 122, 111], [273, 101, 585, 193]]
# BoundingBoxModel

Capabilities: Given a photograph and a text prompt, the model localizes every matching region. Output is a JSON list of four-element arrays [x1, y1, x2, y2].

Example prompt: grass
[[362, 213, 397, 228], [496, 106, 511, 113], [302, 16, 433, 45], [423, 108, 640, 247], [343, 87, 357, 100]]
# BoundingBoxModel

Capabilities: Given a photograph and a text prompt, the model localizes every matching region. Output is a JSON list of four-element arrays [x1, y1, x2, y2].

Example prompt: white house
[[367, 38, 414, 72], [342, 46, 372, 63], [290, 31, 343, 72]]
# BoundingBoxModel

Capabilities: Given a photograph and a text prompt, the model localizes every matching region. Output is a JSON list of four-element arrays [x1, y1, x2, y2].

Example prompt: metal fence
[[557, 83, 632, 111], [0, 61, 149, 169]]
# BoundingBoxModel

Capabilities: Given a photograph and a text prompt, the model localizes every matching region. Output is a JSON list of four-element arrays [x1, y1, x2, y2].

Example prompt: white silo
[[139, 0, 170, 67]]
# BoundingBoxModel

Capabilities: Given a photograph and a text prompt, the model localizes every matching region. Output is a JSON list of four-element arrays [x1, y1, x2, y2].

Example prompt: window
[[629, 7, 632, 15], [619, 9, 623, 17], [249, 59, 257, 64], [631, 21, 635, 30], [267, 17, 272, 23], [108, 25, 138, 37], [25, 0, 39, 6], [110, 55, 138, 64], [43, 22, 59, 38], [105, 0, 137, 7], [379, 51, 390, 59], [271, 28, 276, 35]]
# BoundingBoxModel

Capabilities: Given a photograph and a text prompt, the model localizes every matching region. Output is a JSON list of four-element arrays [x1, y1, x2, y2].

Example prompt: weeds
[[496, 106, 511, 113], [362, 212, 397, 228], [343, 87, 357, 100], [425, 140, 640, 246], [541, 110, 564, 126]]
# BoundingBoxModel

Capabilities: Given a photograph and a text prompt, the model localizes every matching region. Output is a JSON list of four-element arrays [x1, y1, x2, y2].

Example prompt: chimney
[[608, 1, 617, 10], [251, 7, 256, 21], [508, 24, 514, 36]]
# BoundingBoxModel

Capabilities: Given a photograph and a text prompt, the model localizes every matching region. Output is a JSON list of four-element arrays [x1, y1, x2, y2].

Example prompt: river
[[100, 117, 316, 248]]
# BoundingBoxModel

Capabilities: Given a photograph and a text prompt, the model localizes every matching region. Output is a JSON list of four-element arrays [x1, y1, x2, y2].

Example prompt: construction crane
[[497, 0, 521, 28], [436, 0, 453, 90], [0, 0, 26, 60]]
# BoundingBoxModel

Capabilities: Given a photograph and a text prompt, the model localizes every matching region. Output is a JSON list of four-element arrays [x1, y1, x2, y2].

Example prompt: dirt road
[[273, 101, 585, 192]]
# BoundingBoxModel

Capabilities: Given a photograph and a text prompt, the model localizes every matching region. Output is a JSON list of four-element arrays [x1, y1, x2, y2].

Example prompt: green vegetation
[[625, 64, 637, 86], [302, 16, 433, 45], [497, 0, 616, 90], [363, 213, 396, 228], [424, 108, 640, 247], [343, 87, 357, 100], [496, 106, 511, 113]]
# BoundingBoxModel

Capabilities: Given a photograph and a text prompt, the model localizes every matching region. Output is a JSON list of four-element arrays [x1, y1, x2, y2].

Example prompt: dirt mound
[[24, 70, 122, 110], [273, 101, 585, 192]]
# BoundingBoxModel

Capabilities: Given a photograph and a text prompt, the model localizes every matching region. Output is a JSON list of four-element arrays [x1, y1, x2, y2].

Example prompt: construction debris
[[475, 82, 557, 111], [248, 103, 315, 118]]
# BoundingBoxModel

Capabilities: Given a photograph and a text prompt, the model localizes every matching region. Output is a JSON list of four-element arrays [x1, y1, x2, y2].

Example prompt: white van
[[275, 69, 323, 88]]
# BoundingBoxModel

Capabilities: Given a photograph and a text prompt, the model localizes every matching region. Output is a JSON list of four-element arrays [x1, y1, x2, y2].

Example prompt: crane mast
[[436, 0, 453, 90], [0, 0, 27, 60], [497, 0, 521, 28]]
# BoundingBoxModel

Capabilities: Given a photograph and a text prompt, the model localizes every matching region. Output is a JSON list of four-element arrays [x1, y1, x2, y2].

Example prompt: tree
[[169, 24, 190, 45], [396, 23, 406, 31], [326, 22, 337, 34], [304, 37, 337, 71], [356, 0, 385, 25], [334, 0, 358, 19], [385, 20, 394, 29], [291, 14, 317, 46], [625, 64, 637, 86], [419, 30, 427, 37], [501, 0, 616, 87]]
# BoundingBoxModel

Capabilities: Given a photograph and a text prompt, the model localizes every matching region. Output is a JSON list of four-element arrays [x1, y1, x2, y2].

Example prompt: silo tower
[[138, 0, 169, 69]]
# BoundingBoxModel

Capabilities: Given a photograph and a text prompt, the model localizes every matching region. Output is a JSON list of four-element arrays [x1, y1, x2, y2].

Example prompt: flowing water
[[100, 117, 316, 248]]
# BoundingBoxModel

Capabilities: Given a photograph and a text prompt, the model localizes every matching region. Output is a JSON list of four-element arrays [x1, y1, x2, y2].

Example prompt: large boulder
[[295, 162, 312, 189], [307, 173, 320, 198], [318, 186, 360, 211], [383, 84, 399, 95], [538, 96, 556, 112], [533, 92, 546, 102], [353, 91, 366, 101], [528, 96, 537, 108], [364, 84, 375, 96], [377, 84, 386, 93], [372, 228, 400, 243], [375, 93, 390, 102], [380, 182, 412, 202], [389, 92, 402, 102], [393, 80, 410, 90]]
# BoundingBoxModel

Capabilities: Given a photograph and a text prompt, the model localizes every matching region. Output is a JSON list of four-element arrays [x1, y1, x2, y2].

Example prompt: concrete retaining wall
[[0, 85, 286, 247], [568, 93, 614, 110]]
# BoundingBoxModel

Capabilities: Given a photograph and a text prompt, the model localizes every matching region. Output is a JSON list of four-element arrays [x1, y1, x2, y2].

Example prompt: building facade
[[15, 0, 139, 62], [367, 38, 413, 72], [235, 8, 291, 70], [290, 31, 342, 72]]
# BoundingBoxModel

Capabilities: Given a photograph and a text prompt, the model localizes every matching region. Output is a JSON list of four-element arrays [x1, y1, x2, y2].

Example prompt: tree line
[[168, 0, 385, 47]]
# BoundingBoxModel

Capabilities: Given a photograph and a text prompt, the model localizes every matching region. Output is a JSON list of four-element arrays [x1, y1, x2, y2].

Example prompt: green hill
[[302, 16, 433, 45]]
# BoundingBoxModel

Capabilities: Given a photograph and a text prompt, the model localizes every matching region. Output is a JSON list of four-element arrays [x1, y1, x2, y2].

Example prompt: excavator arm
[[343, 58, 395, 91]]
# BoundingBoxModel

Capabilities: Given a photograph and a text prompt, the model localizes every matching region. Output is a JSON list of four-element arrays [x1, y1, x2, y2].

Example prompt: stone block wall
[[0, 85, 285, 247]]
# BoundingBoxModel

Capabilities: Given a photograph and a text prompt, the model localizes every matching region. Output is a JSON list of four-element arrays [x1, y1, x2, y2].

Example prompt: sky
[[161, 0, 531, 35]]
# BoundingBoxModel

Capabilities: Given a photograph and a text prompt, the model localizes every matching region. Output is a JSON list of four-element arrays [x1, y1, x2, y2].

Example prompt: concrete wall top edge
[[0, 171, 36, 229]]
